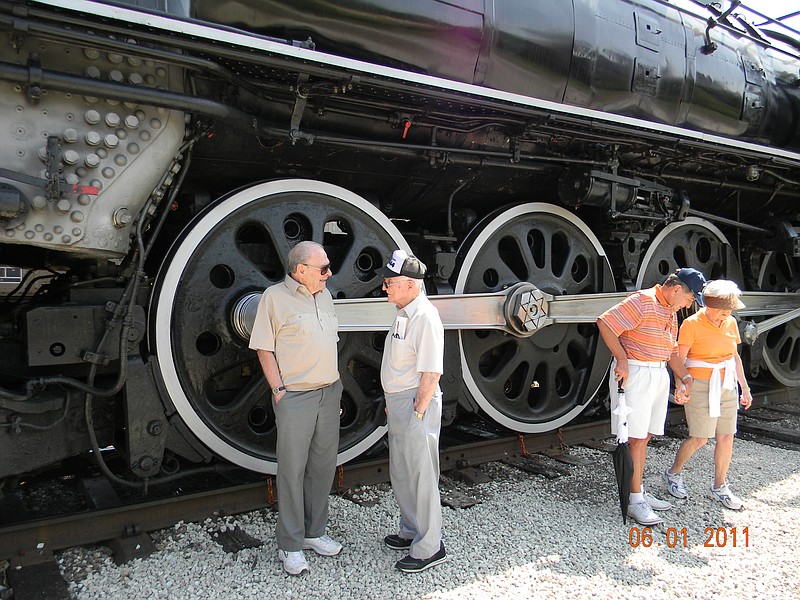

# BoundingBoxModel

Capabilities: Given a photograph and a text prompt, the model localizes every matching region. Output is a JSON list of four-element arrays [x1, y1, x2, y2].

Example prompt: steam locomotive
[[1, 0, 798, 485]]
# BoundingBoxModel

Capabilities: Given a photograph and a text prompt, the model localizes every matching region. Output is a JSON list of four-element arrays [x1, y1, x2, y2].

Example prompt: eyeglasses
[[381, 279, 407, 289], [302, 263, 331, 275]]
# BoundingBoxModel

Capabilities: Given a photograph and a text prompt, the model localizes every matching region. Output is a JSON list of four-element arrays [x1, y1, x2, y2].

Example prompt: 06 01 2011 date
[[628, 527, 749, 548]]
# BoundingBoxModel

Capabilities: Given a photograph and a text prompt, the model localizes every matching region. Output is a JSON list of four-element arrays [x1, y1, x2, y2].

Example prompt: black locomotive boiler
[[0, 0, 798, 484]]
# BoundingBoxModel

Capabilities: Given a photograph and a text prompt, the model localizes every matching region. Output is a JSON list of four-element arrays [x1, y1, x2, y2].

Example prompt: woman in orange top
[[662, 280, 752, 510]]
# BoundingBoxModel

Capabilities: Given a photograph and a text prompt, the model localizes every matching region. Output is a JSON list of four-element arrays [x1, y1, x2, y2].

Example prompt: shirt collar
[[399, 291, 424, 317], [284, 274, 309, 297], [653, 284, 670, 308]]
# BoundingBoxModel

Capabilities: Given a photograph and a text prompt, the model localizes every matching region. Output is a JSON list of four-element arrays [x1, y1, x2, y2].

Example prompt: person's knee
[[689, 436, 708, 449]]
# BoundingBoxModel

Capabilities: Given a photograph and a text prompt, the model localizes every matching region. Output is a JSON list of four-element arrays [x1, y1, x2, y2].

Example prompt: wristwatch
[[681, 374, 692, 382], [272, 385, 286, 395]]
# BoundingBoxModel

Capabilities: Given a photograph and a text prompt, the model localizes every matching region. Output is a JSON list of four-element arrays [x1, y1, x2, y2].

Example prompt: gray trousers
[[273, 379, 342, 551], [386, 388, 443, 559]]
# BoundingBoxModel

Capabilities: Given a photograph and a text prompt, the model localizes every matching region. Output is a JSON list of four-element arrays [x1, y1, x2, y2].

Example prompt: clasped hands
[[673, 380, 691, 405]]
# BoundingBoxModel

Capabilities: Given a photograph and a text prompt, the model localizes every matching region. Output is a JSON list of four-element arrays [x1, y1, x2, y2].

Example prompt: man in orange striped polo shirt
[[597, 268, 706, 526]]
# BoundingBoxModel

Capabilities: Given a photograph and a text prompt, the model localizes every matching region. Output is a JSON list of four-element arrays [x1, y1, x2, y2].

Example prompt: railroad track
[[2, 387, 798, 599]]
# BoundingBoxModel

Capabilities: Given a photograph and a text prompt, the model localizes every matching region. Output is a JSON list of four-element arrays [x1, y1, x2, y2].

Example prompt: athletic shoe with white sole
[[710, 483, 744, 510], [302, 535, 343, 556], [395, 543, 448, 573], [663, 468, 688, 499], [278, 550, 310, 576], [627, 500, 663, 526], [643, 485, 673, 511], [384, 534, 413, 550]]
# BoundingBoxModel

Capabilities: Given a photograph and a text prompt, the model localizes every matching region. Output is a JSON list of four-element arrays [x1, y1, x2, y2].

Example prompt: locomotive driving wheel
[[636, 218, 743, 288], [453, 203, 615, 432], [757, 251, 800, 387], [152, 179, 409, 473]]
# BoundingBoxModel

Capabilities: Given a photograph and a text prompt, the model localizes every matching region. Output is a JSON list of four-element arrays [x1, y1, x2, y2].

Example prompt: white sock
[[629, 492, 644, 504]]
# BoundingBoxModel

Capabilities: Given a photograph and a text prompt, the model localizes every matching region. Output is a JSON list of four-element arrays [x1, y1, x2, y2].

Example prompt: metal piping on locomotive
[[0, 0, 799, 483]]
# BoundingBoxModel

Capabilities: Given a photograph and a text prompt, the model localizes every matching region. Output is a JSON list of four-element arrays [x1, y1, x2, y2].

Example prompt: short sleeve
[[413, 313, 444, 374], [248, 291, 276, 351]]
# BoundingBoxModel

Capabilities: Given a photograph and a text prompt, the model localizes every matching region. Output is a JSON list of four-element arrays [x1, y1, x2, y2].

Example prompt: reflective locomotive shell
[[192, 0, 800, 149]]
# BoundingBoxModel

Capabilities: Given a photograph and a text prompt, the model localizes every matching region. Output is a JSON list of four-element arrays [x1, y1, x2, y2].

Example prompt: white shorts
[[609, 359, 670, 438]]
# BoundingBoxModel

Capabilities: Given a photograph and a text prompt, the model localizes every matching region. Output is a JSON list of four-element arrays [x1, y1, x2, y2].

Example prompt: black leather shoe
[[395, 542, 447, 573], [384, 534, 413, 550]]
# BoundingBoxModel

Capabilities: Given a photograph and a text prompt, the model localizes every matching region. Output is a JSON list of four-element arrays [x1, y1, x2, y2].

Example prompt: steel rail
[[0, 419, 614, 563], [1, 384, 797, 564]]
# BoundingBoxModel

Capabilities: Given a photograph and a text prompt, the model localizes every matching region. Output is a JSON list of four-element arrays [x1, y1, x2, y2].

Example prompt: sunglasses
[[381, 279, 408, 289], [302, 262, 331, 275]]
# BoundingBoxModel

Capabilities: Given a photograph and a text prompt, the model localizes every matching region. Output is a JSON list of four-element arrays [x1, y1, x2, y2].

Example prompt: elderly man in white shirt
[[379, 250, 447, 573]]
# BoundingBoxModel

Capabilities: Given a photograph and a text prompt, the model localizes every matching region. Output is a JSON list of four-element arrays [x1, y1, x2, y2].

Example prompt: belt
[[627, 359, 666, 368]]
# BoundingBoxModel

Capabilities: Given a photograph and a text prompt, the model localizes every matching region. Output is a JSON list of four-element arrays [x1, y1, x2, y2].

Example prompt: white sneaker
[[710, 483, 744, 510], [302, 535, 343, 556], [278, 550, 310, 576], [663, 468, 688, 499], [627, 500, 663, 526], [642, 485, 672, 511]]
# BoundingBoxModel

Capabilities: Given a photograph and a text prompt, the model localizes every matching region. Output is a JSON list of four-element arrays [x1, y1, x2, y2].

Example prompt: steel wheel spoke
[[757, 251, 800, 386]]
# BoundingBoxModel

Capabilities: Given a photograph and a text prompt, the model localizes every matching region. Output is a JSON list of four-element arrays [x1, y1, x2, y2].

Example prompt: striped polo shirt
[[598, 285, 678, 361]]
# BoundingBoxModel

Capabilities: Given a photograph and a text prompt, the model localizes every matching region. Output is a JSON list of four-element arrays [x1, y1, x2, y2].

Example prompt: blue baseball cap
[[675, 268, 706, 306]]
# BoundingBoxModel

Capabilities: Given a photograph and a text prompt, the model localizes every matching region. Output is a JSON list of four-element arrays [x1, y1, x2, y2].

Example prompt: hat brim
[[703, 296, 746, 310], [379, 266, 401, 279]]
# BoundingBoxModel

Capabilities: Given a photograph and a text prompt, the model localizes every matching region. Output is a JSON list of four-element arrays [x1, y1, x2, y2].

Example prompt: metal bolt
[[113, 207, 132, 228]]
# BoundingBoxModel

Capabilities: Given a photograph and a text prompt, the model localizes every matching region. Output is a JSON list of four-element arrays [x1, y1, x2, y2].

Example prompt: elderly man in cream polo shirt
[[249, 240, 343, 576], [379, 249, 447, 573]]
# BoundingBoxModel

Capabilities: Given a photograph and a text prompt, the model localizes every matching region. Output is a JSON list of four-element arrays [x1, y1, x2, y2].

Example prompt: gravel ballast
[[56, 436, 800, 599]]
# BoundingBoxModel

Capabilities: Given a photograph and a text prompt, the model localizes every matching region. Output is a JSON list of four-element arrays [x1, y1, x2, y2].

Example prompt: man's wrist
[[271, 385, 286, 395], [681, 374, 693, 382]]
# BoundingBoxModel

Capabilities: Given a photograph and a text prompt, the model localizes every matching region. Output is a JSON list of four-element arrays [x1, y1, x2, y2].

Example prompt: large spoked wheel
[[454, 203, 615, 432], [636, 218, 743, 288], [757, 251, 800, 387], [152, 180, 409, 473]]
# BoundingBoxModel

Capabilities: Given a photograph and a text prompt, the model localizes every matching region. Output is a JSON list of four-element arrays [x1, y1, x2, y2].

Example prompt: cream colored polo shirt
[[249, 275, 339, 391], [380, 292, 444, 394]]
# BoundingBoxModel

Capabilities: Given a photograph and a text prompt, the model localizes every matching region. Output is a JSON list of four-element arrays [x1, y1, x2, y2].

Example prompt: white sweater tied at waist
[[684, 357, 737, 418]]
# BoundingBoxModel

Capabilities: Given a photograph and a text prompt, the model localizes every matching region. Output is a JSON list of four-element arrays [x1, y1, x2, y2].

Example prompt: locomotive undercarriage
[[1, 1, 799, 484]]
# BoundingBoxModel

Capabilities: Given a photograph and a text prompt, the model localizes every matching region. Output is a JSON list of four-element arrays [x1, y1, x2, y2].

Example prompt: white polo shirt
[[380, 292, 444, 394]]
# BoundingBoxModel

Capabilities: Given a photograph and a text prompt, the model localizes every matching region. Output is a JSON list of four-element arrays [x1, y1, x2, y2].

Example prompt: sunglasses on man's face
[[302, 263, 331, 275]]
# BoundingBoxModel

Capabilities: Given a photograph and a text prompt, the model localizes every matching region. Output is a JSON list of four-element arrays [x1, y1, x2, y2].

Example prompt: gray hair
[[288, 241, 325, 273]]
